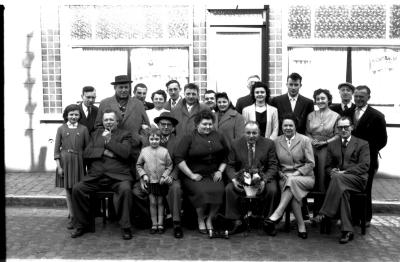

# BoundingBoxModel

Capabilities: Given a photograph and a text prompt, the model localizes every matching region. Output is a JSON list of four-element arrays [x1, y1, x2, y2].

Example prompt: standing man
[[270, 72, 314, 135], [204, 90, 217, 112], [225, 121, 279, 236], [78, 86, 98, 134], [330, 82, 357, 118], [317, 116, 370, 244], [164, 80, 183, 111], [171, 83, 209, 138], [133, 83, 154, 110], [235, 75, 260, 114], [352, 85, 387, 225], [71, 109, 135, 240]]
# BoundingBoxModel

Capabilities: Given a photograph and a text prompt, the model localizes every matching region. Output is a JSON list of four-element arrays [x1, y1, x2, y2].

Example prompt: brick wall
[[193, 5, 208, 99], [268, 6, 283, 97]]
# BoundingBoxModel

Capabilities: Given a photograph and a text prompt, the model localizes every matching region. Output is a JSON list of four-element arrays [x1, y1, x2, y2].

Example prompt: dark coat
[[226, 136, 279, 183], [78, 103, 98, 134], [143, 101, 154, 111], [214, 108, 245, 144], [352, 105, 387, 169], [84, 127, 133, 182], [270, 93, 314, 135], [164, 97, 183, 111], [330, 103, 356, 118], [235, 94, 254, 114]]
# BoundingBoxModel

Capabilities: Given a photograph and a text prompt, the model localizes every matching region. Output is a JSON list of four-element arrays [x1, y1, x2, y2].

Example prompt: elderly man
[[352, 85, 387, 225], [78, 86, 98, 134], [164, 80, 183, 111], [71, 109, 135, 240], [235, 75, 260, 114], [330, 82, 356, 118], [225, 121, 279, 235], [316, 116, 370, 244], [204, 90, 216, 112], [134, 83, 154, 110]]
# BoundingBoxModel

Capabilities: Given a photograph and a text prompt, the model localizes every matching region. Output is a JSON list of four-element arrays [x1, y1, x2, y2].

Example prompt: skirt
[[182, 176, 224, 208], [279, 173, 315, 203], [148, 183, 169, 196], [55, 151, 85, 189]]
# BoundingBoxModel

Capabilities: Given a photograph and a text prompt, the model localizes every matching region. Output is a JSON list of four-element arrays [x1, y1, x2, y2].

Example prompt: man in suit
[[78, 86, 98, 134], [204, 90, 217, 112], [133, 83, 154, 110], [270, 72, 314, 135], [171, 83, 209, 138], [71, 109, 135, 240], [235, 75, 260, 114], [225, 121, 279, 235], [330, 82, 356, 118], [164, 80, 183, 111], [352, 85, 387, 225], [317, 116, 370, 244]]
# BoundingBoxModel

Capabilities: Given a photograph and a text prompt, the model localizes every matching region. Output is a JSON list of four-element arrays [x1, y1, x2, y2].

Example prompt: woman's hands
[[57, 167, 64, 178]]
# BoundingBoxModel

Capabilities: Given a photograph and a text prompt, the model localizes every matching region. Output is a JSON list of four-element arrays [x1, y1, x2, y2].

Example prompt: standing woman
[[174, 109, 229, 234], [242, 82, 279, 140], [54, 104, 90, 229], [306, 89, 340, 192], [214, 92, 245, 144], [146, 89, 169, 127], [265, 113, 315, 239]]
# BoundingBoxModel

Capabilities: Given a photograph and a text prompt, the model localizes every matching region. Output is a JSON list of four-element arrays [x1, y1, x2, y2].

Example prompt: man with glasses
[[315, 116, 370, 244]]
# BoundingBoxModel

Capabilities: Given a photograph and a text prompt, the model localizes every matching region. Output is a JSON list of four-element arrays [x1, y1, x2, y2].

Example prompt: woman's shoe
[[297, 231, 308, 239], [157, 225, 165, 234], [198, 228, 207, 234], [150, 225, 157, 234]]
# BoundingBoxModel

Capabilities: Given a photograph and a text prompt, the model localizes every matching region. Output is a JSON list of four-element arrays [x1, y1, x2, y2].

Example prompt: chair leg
[[88, 196, 96, 232], [101, 198, 107, 225], [284, 207, 291, 232], [361, 196, 367, 235]]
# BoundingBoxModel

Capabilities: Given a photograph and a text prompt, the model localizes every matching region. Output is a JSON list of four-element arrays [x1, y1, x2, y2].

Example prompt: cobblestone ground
[[6, 207, 400, 261]]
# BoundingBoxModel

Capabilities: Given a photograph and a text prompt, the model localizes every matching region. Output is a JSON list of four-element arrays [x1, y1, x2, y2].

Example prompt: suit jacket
[[330, 103, 356, 118], [164, 97, 183, 111], [214, 108, 245, 143], [78, 103, 98, 134], [226, 136, 278, 182], [242, 104, 279, 140], [271, 93, 314, 135], [325, 136, 370, 180], [171, 99, 209, 138], [235, 94, 254, 114], [274, 134, 315, 176], [95, 96, 150, 136], [84, 127, 133, 182], [352, 105, 387, 169]]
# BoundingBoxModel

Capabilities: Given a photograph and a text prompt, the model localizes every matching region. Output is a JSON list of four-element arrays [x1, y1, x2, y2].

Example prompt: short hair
[[215, 92, 235, 112], [133, 83, 147, 93], [194, 109, 215, 125], [281, 112, 299, 129], [82, 86, 95, 95], [166, 80, 181, 89], [62, 104, 81, 123], [183, 83, 199, 93], [287, 72, 302, 83], [151, 89, 167, 101], [102, 108, 121, 122], [250, 81, 271, 103], [336, 116, 354, 126], [205, 90, 216, 96], [244, 120, 260, 130], [248, 75, 260, 80], [148, 127, 162, 138], [355, 85, 371, 95], [313, 88, 333, 106]]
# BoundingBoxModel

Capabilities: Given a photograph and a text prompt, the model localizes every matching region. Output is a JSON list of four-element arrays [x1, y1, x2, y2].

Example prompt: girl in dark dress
[[175, 109, 229, 234]]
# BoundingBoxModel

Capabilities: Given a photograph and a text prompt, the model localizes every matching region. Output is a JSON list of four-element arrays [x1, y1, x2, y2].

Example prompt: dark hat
[[154, 112, 179, 126], [111, 75, 133, 85], [338, 82, 355, 92]]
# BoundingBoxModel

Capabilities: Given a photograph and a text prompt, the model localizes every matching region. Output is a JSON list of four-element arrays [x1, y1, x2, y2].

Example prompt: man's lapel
[[293, 95, 304, 115], [344, 137, 356, 163]]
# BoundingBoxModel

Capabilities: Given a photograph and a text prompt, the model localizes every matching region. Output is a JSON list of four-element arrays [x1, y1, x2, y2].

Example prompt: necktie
[[354, 108, 361, 126], [248, 144, 255, 168], [87, 106, 91, 118], [341, 138, 348, 169], [344, 104, 349, 111], [171, 100, 176, 109]]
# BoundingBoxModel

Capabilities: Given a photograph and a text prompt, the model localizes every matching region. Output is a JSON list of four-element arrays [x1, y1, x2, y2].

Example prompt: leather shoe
[[71, 228, 86, 238], [339, 231, 354, 244], [173, 226, 183, 238], [297, 231, 308, 239], [198, 228, 207, 234], [121, 228, 132, 240], [263, 219, 277, 236], [229, 220, 245, 235], [67, 221, 74, 230]]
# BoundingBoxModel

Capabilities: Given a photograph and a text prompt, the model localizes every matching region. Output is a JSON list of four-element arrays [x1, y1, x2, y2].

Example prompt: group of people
[[54, 72, 387, 244]]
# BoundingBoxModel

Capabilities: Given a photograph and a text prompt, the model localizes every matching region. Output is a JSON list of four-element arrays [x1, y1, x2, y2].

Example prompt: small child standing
[[136, 128, 173, 234], [54, 104, 89, 229]]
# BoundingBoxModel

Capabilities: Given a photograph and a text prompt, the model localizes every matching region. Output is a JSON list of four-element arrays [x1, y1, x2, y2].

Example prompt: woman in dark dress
[[175, 109, 229, 234]]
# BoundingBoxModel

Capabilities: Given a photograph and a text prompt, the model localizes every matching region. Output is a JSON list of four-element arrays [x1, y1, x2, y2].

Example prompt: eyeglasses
[[337, 126, 351, 130], [159, 122, 172, 127]]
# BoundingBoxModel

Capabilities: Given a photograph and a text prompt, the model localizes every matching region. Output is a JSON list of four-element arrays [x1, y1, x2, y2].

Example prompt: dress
[[174, 130, 229, 207], [306, 109, 340, 192], [54, 124, 89, 189]]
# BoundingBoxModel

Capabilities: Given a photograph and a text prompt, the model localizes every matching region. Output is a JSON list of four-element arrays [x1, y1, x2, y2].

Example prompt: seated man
[[316, 116, 370, 244], [71, 109, 135, 240], [225, 121, 279, 235]]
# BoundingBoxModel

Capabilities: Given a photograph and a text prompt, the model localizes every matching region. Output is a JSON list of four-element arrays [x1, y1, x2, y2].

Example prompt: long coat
[[271, 93, 314, 135], [242, 104, 279, 140], [214, 108, 245, 144]]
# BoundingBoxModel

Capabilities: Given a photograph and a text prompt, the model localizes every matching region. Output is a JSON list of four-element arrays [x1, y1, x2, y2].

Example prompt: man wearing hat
[[133, 112, 185, 238], [330, 82, 357, 118]]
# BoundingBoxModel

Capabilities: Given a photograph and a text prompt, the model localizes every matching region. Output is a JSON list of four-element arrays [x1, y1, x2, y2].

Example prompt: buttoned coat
[[78, 103, 98, 134], [242, 104, 279, 140], [214, 108, 245, 144], [330, 103, 356, 118]]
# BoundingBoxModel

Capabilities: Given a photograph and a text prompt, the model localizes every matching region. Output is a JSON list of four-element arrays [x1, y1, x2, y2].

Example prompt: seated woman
[[174, 109, 229, 234], [242, 81, 279, 140], [265, 113, 315, 239], [306, 89, 340, 192], [146, 89, 169, 127], [214, 92, 245, 144]]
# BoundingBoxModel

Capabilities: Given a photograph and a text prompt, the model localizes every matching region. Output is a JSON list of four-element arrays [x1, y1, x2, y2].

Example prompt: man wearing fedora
[[330, 82, 357, 118]]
